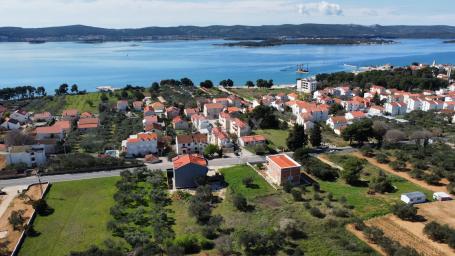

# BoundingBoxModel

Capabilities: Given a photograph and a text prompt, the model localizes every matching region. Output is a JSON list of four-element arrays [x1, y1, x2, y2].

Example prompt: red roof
[[78, 118, 99, 129], [185, 108, 199, 115], [53, 120, 71, 130], [133, 101, 143, 108], [34, 112, 52, 119], [62, 109, 78, 116], [268, 154, 301, 169], [36, 126, 63, 134], [232, 118, 248, 128], [172, 116, 185, 124], [330, 116, 347, 123], [173, 154, 207, 169], [144, 115, 158, 123], [205, 103, 224, 109], [80, 112, 93, 118], [348, 111, 365, 118], [212, 127, 228, 140], [240, 135, 266, 143]]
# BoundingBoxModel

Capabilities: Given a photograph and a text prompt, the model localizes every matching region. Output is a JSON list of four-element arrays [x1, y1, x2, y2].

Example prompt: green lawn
[[254, 129, 289, 150], [219, 165, 275, 199], [322, 154, 433, 218], [64, 93, 117, 113], [19, 177, 120, 256]]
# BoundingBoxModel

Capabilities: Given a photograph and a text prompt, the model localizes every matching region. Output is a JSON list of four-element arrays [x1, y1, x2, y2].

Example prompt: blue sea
[[0, 39, 454, 92]]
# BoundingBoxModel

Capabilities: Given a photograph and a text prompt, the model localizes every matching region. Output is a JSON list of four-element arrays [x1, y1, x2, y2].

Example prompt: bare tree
[[384, 129, 406, 143]]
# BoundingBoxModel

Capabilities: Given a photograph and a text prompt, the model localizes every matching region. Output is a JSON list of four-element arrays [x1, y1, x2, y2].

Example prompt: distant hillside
[[1, 24, 455, 42]]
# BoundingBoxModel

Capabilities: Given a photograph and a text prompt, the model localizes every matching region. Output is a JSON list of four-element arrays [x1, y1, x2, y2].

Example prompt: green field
[[322, 154, 433, 218], [254, 129, 289, 150], [20, 177, 120, 256], [64, 92, 117, 113], [219, 164, 275, 199]]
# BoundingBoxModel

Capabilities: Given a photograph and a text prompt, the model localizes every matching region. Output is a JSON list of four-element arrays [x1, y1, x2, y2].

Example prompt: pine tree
[[286, 125, 308, 151], [310, 124, 322, 147]]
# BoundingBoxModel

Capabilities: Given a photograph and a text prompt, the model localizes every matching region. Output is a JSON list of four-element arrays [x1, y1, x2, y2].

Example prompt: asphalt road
[[0, 155, 266, 187]]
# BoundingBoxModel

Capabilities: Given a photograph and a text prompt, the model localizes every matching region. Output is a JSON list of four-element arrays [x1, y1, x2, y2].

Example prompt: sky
[[0, 0, 453, 28]]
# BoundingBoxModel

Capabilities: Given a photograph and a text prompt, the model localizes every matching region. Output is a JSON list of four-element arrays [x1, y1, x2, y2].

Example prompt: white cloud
[[297, 1, 343, 16]]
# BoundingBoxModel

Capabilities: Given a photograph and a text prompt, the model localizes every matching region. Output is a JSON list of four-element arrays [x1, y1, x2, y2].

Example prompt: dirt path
[[315, 155, 343, 170], [350, 152, 447, 193]]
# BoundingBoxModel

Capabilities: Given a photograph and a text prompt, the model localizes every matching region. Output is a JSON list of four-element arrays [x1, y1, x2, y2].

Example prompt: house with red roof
[[143, 115, 159, 127], [184, 108, 199, 118], [368, 105, 384, 116], [287, 93, 299, 101], [121, 132, 158, 157], [326, 116, 348, 130], [80, 112, 93, 118], [443, 101, 455, 111], [10, 110, 31, 124], [62, 109, 79, 120], [175, 134, 208, 154], [203, 103, 224, 119], [208, 127, 232, 149], [166, 106, 180, 119], [132, 101, 143, 111], [53, 120, 71, 132], [345, 111, 366, 120], [239, 135, 267, 147], [151, 102, 165, 117], [213, 98, 229, 107], [230, 118, 250, 137], [172, 116, 189, 130], [32, 112, 53, 122], [1, 118, 21, 130], [77, 117, 100, 131], [143, 105, 155, 116], [36, 125, 64, 140], [385, 102, 407, 116], [266, 154, 301, 186], [218, 112, 231, 131], [116, 100, 129, 112], [172, 154, 208, 189]]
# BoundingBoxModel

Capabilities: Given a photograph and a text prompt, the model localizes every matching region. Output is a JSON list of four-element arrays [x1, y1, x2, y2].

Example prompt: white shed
[[433, 192, 452, 201], [401, 192, 426, 205]]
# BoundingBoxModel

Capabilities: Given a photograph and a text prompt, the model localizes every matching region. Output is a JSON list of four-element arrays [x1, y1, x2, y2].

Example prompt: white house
[[326, 116, 347, 130], [368, 106, 384, 116], [421, 100, 443, 111], [10, 110, 30, 124], [345, 111, 366, 120], [208, 127, 233, 149], [191, 114, 211, 134], [4, 145, 46, 167], [239, 135, 267, 147], [400, 192, 426, 205], [117, 100, 129, 111], [175, 134, 208, 155], [1, 119, 21, 130], [230, 118, 250, 137], [204, 103, 224, 119], [385, 102, 407, 116], [121, 132, 158, 157], [433, 192, 452, 201]]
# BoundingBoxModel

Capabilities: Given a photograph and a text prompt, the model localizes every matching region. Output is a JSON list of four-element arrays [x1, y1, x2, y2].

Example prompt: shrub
[[32, 199, 54, 216], [283, 181, 293, 193], [174, 235, 201, 254], [447, 182, 455, 195], [409, 168, 424, 180], [242, 176, 254, 188], [391, 203, 418, 221], [290, 188, 302, 201], [389, 160, 406, 171], [309, 207, 325, 218], [232, 193, 248, 211], [313, 192, 323, 201], [368, 171, 394, 193], [332, 208, 350, 218], [423, 221, 455, 248], [360, 145, 374, 157], [312, 183, 320, 192], [375, 153, 389, 164], [423, 173, 441, 185]]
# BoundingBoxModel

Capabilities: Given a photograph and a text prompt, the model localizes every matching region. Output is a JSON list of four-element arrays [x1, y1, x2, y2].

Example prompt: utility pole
[[37, 168, 43, 196]]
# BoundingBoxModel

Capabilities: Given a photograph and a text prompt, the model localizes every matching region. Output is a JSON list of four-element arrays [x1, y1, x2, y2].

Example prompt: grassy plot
[[219, 164, 275, 199], [321, 154, 433, 218], [229, 88, 294, 101], [19, 177, 120, 256], [171, 165, 376, 256], [254, 129, 289, 150], [64, 92, 117, 113]]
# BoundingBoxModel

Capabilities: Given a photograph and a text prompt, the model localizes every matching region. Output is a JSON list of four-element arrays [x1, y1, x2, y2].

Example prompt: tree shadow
[[245, 183, 260, 189]]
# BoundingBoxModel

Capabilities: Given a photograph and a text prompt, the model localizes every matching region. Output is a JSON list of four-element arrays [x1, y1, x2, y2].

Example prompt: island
[[443, 39, 455, 43], [215, 38, 396, 47]]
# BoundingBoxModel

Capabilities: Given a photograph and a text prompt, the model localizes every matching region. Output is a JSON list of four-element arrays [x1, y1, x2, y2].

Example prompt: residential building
[[184, 108, 199, 118], [172, 116, 189, 130], [4, 145, 46, 167], [297, 78, 317, 93], [143, 105, 155, 116], [239, 135, 267, 147], [326, 116, 348, 130], [266, 154, 301, 186], [172, 154, 208, 189], [368, 106, 384, 116], [175, 134, 208, 154], [213, 98, 229, 107], [166, 106, 180, 119], [121, 132, 158, 157], [116, 100, 129, 111], [77, 117, 100, 131], [421, 100, 443, 111], [1, 119, 21, 130], [287, 93, 299, 101], [443, 101, 455, 111], [406, 97, 423, 112], [208, 127, 233, 149], [151, 102, 165, 117], [53, 120, 72, 133], [203, 103, 224, 119], [227, 96, 242, 107], [32, 112, 53, 122], [62, 109, 79, 120], [230, 118, 250, 137], [345, 111, 366, 120], [385, 102, 407, 116], [80, 112, 93, 119], [219, 112, 231, 131], [133, 101, 143, 111], [10, 110, 30, 124], [35, 126, 64, 140], [191, 114, 211, 134]]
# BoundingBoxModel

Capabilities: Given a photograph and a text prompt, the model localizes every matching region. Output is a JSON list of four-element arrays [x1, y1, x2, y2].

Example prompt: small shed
[[433, 192, 452, 201], [401, 191, 426, 205]]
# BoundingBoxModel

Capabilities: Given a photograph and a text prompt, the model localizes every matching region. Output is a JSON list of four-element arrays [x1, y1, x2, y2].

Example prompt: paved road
[[0, 155, 266, 187]]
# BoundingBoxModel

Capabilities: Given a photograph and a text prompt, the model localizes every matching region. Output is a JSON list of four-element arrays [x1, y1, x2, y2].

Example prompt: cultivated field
[[359, 201, 455, 256]]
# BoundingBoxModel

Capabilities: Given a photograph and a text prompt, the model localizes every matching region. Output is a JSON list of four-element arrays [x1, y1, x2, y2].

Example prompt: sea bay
[[0, 39, 454, 91]]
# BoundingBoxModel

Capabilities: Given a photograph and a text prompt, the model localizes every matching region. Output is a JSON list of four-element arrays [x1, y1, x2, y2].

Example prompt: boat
[[296, 64, 309, 74], [28, 39, 46, 44]]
